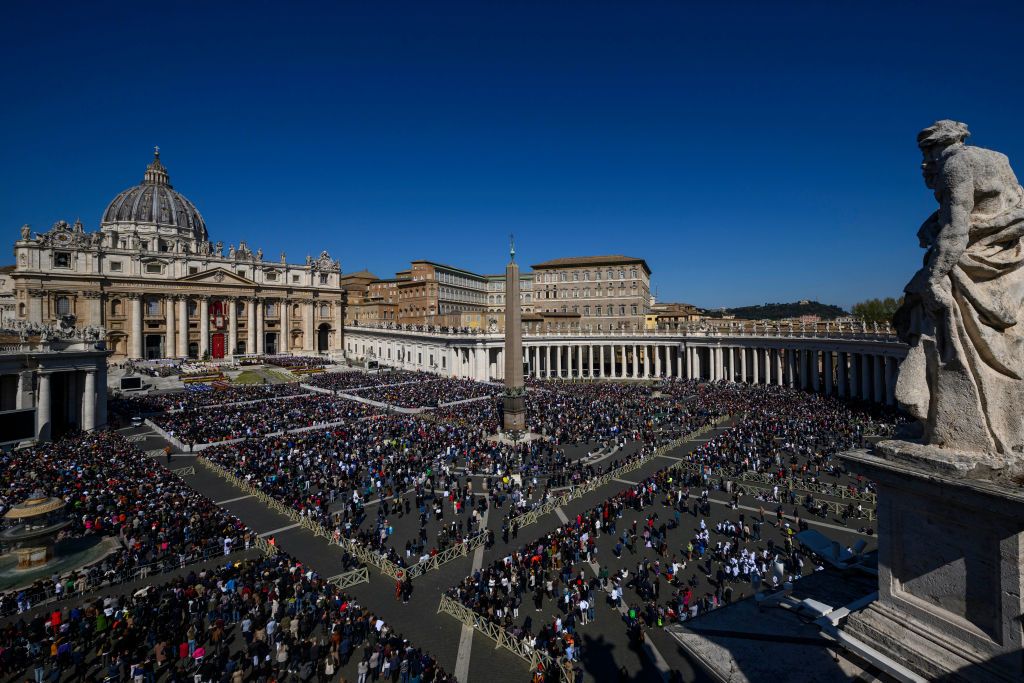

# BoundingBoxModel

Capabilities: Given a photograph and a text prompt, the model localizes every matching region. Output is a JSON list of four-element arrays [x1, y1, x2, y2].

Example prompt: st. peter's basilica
[[9, 149, 346, 360]]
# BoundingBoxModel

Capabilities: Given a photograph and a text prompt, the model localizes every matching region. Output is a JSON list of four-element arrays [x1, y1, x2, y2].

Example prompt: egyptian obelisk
[[502, 236, 526, 432]]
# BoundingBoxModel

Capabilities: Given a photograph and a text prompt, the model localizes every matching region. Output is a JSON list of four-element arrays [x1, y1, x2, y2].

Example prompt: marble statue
[[20, 224, 30, 240], [895, 120, 1024, 456]]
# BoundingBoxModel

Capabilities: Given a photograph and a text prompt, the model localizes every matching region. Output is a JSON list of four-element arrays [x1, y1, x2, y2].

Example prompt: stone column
[[824, 351, 834, 395], [165, 296, 176, 358], [199, 297, 210, 358], [281, 299, 290, 354], [873, 353, 884, 404], [228, 299, 238, 357], [740, 347, 747, 383], [599, 345, 605, 378], [884, 355, 896, 406], [36, 372, 51, 441], [775, 349, 784, 386], [685, 345, 692, 378], [130, 294, 143, 359], [837, 351, 848, 397], [556, 344, 562, 378], [847, 352, 856, 395], [810, 350, 820, 392], [694, 347, 702, 380], [577, 343, 584, 378], [82, 369, 96, 432], [95, 363, 107, 428], [176, 297, 188, 357], [629, 344, 636, 378], [861, 353, 872, 402], [800, 350, 811, 389], [256, 299, 266, 355], [545, 345, 551, 378], [246, 298, 257, 354], [751, 348, 760, 384], [334, 300, 344, 351], [304, 300, 315, 352]]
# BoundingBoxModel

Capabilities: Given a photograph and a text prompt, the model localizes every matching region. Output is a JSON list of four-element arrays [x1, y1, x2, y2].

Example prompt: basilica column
[[304, 301, 315, 352], [256, 299, 266, 355], [577, 343, 584, 378], [775, 349, 784, 386], [556, 344, 562, 378], [599, 345, 605, 378], [685, 346, 692, 379], [176, 297, 188, 358], [280, 299, 290, 354], [82, 369, 96, 432], [334, 300, 344, 351], [36, 372, 51, 441], [752, 347, 760, 384], [245, 298, 257, 354], [165, 296, 176, 358], [740, 347, 748, 383], [199, 297, 210, 358], [228, 298, 239, 357], [630, 344, 637, 378], [130, 294, 143, 359]]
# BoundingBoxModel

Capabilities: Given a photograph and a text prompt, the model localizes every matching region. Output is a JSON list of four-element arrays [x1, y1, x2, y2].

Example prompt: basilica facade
[[10, 150, 346, 361]]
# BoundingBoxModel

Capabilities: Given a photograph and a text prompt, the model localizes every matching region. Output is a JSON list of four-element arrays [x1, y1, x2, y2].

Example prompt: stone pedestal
[[842, 441, 1024, 682], [501, 391, 526, 432]]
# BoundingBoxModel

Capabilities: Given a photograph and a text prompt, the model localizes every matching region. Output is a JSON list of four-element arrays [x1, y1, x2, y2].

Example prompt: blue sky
[[2, 1, 1022, 309]]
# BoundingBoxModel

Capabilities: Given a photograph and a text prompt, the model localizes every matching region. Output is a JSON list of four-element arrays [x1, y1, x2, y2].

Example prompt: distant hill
[[715, 301, 848, 320]]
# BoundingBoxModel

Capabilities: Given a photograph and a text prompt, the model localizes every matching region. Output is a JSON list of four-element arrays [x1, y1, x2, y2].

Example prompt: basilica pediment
[[177, 267, 255, 286]]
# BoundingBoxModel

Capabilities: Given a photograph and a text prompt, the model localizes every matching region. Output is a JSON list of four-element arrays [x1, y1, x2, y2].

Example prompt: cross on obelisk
[[502, 235, 526, 432]]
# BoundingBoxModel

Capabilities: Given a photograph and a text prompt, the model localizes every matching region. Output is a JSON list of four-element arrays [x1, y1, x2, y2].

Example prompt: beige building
[[531, 255, 651, 331], [10, 149, 346, 360]]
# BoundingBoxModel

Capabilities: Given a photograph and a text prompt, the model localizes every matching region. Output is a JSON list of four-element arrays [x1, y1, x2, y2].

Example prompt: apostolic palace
[[10, 149, 346, 361]]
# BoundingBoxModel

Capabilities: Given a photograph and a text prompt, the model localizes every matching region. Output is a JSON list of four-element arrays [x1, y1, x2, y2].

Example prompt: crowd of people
[[0, 431, 249, 618], [350, 378, 499, 408], [150, 395, 384, 445], [265, 355, 335, 371], [306, 370, 428, 393], [0, 552, 453, 683], [113, 383, 311, 414]]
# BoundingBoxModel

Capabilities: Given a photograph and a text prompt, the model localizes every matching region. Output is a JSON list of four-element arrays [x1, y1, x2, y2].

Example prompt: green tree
[[852, 297, 903, 324]]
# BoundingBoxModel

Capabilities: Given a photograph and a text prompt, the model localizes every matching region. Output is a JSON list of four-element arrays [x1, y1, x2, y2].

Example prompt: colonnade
[[123, 293, 344, 360], [343, 328, 906, 407]]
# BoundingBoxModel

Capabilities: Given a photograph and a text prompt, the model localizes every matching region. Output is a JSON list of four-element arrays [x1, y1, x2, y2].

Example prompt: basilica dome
[[100, 149, 208, 243]]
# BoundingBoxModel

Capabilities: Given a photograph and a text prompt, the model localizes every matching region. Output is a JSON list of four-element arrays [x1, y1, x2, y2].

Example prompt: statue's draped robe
[[896, 181, 1024, 454]]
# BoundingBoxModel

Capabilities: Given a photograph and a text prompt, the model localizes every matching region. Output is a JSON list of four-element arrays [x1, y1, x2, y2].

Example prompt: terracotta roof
[[342, 270, 379, 280], [530, 255, 650, 272]]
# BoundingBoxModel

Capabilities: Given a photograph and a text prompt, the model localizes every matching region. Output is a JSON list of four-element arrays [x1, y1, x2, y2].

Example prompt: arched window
[[55, 296, 71, 316], [111, 299, 122, 316], [18, 302, 26, 316], [320, 303, 330, 317], [618, 269, 625, 279], [292, 304, 301, 316], [631, 268, 638, 279]]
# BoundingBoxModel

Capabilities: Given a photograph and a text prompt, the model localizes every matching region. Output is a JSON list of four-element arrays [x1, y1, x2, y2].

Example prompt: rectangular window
[[54, 252, 71, 268], [292, 274, 300, 283], [146, 263, 162, 274], [266, 272, 278, 281], [109, 261, 123, 272], [320, 274, 328, 284], [146, 299, 160, 316], [189, 266, 199, 275]]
